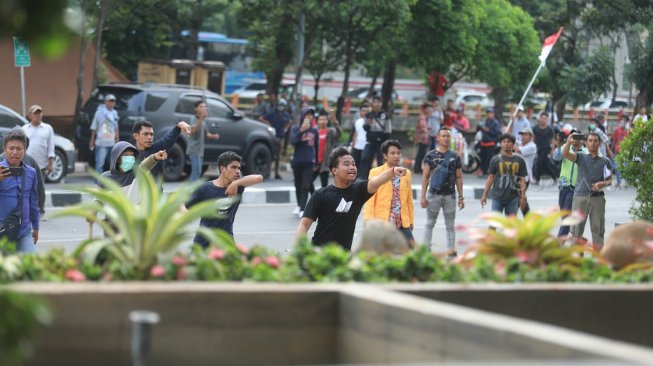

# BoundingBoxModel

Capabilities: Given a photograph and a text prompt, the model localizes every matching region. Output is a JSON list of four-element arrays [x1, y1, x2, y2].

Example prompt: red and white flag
[[538, 27, 563, 64]]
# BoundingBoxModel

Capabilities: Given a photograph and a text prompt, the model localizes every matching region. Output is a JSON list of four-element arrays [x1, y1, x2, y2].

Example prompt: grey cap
[[519, 127, 533, 135]]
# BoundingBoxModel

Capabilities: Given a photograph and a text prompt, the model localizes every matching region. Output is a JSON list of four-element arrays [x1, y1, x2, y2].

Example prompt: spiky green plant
[[50, 168, 236, 279], [465, 209, 590, 270]]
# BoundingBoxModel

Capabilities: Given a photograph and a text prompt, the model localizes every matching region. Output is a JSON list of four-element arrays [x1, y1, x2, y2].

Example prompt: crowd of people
[[0, 94, 648, 259]]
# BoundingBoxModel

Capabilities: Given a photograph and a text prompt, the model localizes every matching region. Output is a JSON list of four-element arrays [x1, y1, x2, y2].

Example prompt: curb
[[44, 185, 481, 208]]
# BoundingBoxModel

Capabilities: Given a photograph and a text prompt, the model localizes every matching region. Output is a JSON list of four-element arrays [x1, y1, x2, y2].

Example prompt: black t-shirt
[[488, 154, 527, 201], [532, 124, 554, 153], [423, 149, 462, 195], [186, 181, 245, 247], [303, 180, 374, 250]]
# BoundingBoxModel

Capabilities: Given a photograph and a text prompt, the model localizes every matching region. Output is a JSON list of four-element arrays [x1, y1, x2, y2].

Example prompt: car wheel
[[162, 143, 185, 181], [46, 149, 67, 183], [245, 143, 272, 178]]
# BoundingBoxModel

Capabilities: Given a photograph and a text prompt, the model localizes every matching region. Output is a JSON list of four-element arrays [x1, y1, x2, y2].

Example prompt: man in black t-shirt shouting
[[296, 146, 407, 250]]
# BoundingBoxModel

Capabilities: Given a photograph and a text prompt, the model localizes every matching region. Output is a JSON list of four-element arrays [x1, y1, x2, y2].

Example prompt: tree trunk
[[381, 59, 396, 114], [367, 74, 378, 98], [492, 88, 507, 124], [313, 73, 322, 104], [91, 0, 109, 90], [336, 37, 354, 124], [74, 1, 88, 117], [267, 11, 295, 96]]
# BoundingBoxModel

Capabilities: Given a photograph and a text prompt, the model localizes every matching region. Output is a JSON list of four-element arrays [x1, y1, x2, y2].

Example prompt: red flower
[[515, 250, 539, 265], [265, 256, 280, 268], [172, 256, 187, 266], [236, 243, 250, 255], [176, 267, 187, 280], [150, 265, 165, 278], [208, 247, 225, 260], [65, 269, 86, 282]]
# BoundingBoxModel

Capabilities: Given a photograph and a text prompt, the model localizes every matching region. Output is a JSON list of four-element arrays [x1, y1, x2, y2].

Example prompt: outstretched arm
[[225, 174, 264, 196], [367, 166, 407, 194]]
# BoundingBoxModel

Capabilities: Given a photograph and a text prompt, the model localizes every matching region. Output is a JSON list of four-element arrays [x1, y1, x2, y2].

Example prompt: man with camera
[[553, 128, 587, 237], [359, 96, 392, 180], [562, 132, 613, 247], [0, 130, 40, 252]]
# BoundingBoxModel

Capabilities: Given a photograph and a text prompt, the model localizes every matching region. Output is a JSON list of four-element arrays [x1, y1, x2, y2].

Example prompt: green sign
[[13, 37, 31, 67]]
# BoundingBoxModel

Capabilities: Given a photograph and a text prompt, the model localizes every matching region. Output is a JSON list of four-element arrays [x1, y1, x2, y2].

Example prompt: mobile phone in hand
[[8, 167, 23, 176], [572, 134, 585, 141]]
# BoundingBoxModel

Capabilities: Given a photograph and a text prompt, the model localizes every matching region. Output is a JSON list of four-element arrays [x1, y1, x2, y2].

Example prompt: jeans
[[189, 154, 203, 182], [557, 186, 575, 237], [95, 146, 112, 175], [492, 196, 519, 216], [16, 232, 35, 253], [359, 143, 383, 180], [293, 164, 314, 210], [423, 192, 456, 249], [570, 194, 606, 246], [398, 227, 414, 244], [611, 159, 621, 186]]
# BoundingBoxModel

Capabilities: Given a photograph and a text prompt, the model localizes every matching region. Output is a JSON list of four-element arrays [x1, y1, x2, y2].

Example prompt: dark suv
[[75, 83, 276, 180]]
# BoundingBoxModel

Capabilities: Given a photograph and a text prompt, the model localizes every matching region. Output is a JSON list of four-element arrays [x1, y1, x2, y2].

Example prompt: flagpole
[[511, 61, 545, 121]]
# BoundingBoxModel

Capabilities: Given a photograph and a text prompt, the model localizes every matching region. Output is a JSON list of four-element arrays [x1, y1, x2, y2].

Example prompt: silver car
[[0, 104, 76, 183]]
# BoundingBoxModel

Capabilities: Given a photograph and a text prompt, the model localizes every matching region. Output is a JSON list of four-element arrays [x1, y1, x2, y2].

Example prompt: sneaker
[[292, 206, 300, 215], [446, 249, 458, 261], [275, 174, 282, 180]]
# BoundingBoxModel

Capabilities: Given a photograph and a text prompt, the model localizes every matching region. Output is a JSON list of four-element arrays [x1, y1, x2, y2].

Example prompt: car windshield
[[245, 83, 266, 91], [589, 101, 605, 107], [82, 88, 145, 112]]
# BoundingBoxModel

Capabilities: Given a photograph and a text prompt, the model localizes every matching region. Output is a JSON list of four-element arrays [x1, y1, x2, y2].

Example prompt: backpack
[[429, 150, 453, 192]]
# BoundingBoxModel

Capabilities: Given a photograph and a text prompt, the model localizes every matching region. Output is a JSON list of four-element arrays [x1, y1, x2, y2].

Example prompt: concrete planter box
[[6, 283, 653, 366]]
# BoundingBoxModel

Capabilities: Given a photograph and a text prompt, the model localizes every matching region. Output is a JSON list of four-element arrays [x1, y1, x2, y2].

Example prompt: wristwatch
[[458, 196, 464, 200]]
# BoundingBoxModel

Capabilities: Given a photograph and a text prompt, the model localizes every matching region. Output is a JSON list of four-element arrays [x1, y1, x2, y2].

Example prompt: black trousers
[[414, 143, 428, 174], [479, 145, 496, 175], [533, 152, 558, 182], [293, 164, 314, 210]]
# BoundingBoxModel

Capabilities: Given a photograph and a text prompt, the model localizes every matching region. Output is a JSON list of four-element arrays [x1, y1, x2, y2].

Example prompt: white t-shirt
[[512, 117, 531, 145], [634, 114, 649, 122], [518, 141, 537, 183], [353, 117, 367, 150]]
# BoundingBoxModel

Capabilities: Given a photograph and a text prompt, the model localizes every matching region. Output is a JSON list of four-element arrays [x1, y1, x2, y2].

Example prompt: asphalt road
[[38, 167, 636, 255]]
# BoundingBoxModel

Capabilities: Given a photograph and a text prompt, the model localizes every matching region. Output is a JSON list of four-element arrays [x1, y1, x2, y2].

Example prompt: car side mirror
[[230, 111, 244, 120]]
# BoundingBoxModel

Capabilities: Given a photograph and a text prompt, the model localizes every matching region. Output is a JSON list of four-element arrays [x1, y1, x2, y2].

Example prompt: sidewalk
[[43, 162, 535, 208]]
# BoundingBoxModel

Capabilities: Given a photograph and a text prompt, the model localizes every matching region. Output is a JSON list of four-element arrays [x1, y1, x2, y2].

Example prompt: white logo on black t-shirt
[[335, 198, 353, 213]]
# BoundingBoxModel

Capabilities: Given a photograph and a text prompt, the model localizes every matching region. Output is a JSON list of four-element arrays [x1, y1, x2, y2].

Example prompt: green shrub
[[0, 290, 51, 366], [617, 116, 653, 221]]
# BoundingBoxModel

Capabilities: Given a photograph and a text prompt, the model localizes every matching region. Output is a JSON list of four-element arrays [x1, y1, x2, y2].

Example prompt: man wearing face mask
[[99, 141, 167, 200], [260, 98, 291, 179], [91, 141, 168, 236]]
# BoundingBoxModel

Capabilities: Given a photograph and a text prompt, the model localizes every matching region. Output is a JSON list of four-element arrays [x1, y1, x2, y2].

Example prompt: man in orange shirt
[[364, 140, 415, 246]]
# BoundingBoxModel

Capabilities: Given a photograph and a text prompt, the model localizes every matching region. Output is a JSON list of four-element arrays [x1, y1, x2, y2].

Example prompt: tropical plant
[[459, 209, 591, 271], [0, 290, 51, 366], [616, 116, 653, 221], [50, 169, 236, 279]]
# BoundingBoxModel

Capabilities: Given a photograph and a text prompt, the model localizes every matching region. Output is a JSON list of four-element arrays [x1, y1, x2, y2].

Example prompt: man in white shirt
[[350, 103, 369, 168], [633, 106, 650, 123], [507, 106, 532, 146], [89, 94, 120, 175], [22, 105, 55, 215], [514, 127, 537, 216]]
